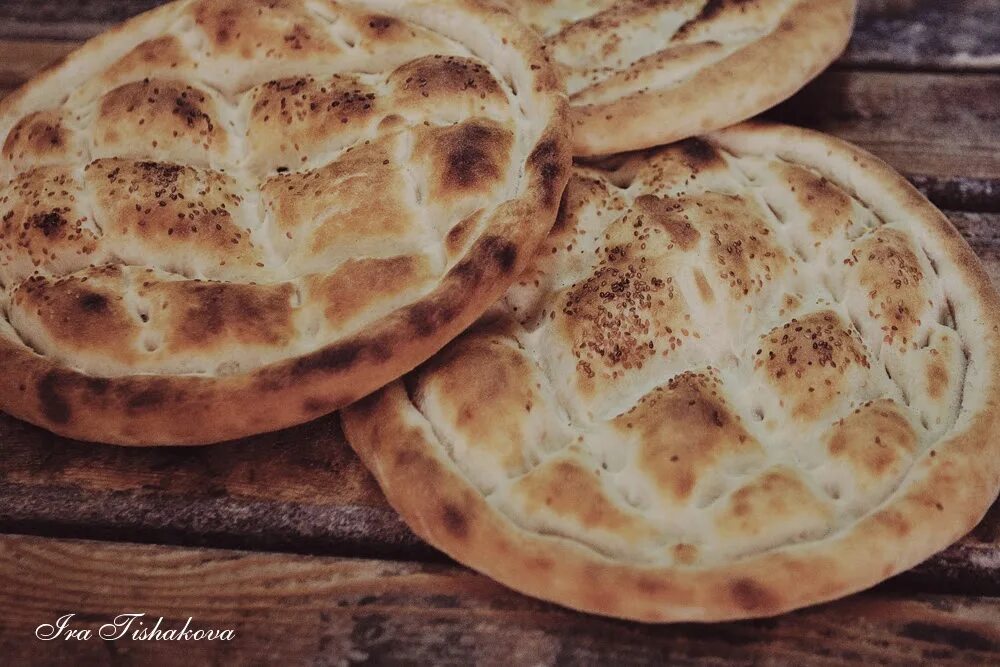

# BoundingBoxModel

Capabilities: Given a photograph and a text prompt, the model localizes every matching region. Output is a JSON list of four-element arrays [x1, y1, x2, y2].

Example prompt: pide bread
[[502, 0, 856, 155], [0, 0, 571, 445], [343, 123, 1000, 621]]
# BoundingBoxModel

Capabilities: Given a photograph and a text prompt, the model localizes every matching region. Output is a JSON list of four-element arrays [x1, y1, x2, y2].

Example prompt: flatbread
[[343, 123, 1000, 622], [502, 0, 855, 155], [0, 0, 570, 445]]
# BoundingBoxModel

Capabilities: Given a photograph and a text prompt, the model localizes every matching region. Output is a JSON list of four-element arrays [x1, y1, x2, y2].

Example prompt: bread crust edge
[[342, 122, 1000, 622], [569, 0, 857, 156], [0, 0, 573, 445]]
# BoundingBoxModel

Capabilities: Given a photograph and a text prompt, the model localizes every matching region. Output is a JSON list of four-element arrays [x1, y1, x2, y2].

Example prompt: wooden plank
[[1, 534, 999, 666], [0, 1, 163, 42], [1, 43, 997, 212], [0, 0, 995, 72], [0, 40, 75, 91], [0, 413, 435, 561], [844, 0, 1000, 72]]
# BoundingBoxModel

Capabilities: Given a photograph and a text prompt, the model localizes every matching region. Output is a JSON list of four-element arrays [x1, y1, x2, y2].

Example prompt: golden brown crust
[[0, 0, 571, 445], [505, 0, 855, 155], [614, 372, 765, 506], [343, 123, 1000, 621]]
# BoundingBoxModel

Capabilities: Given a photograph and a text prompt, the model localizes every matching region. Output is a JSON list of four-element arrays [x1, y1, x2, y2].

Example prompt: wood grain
[[844, 0, 1000, 71], [1, 44, 996, 211], [0, 413, 435, 561], [0, 0, 995, 72], [0, 1, 164, 42], [1, 533, 999, 666], [0, 40, 75, 90]]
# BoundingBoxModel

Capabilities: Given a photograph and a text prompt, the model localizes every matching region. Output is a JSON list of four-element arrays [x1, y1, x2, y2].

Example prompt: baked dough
[[502, 0, 855, 155], [343, 123, 1000, 621], [0, 0, 570, 445]]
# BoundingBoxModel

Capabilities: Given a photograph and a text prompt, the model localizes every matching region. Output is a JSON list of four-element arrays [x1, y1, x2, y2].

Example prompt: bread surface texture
[[501, 0, 855, 154], [343, 123, 1000, 622], [0, 0, 571, 445]]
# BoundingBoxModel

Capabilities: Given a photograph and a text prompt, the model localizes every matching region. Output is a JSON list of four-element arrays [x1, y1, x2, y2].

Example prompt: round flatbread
[[502, 0, 855, 155], [0, 0, 570, 445], [343, 123, 1000, 622]]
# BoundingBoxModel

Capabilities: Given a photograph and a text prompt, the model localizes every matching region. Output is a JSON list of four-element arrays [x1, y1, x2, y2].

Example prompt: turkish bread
[[0, 0, 571, 445], [502, 0, 856, 155], [343, 123, 1000, 621]]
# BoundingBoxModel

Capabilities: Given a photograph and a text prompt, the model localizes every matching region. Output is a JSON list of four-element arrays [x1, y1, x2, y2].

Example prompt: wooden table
[[1, 1, 998, 664]]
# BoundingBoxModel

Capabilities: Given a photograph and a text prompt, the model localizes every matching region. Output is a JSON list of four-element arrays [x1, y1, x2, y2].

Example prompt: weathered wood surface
[[0, 412, 433, 560], [0, 40, 75, 91], [0, 0, 996, 72], [844, 0, 1000, 71], [0, 0, 164, 41], [1, 534, 999, 666], [1, 43, 996, 212]]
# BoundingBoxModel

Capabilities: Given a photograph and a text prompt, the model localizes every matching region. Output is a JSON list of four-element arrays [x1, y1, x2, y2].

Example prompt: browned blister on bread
[[498, 0, 856, 155], [0, 0, 571, 445], [343, 123, 1000, 622]]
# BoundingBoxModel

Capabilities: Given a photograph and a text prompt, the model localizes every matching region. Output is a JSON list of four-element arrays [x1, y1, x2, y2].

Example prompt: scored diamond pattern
[[508, 0, 796, 103], [0, 0, 529, 379], [408, 136, 968, 566]]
